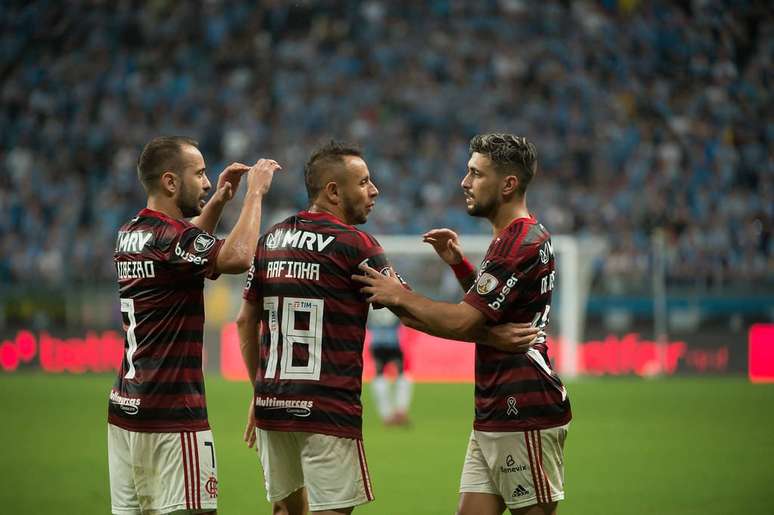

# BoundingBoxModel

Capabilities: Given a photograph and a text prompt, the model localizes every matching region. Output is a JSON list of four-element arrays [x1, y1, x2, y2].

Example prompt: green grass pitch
[[0, 374, 772, 514]]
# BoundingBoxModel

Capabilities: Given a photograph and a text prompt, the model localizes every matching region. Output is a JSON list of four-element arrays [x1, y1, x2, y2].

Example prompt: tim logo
[[205, 477, 218, 498]]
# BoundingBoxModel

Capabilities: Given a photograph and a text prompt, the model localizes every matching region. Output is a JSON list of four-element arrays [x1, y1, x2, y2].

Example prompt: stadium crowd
[[0, 0, 770, 291]]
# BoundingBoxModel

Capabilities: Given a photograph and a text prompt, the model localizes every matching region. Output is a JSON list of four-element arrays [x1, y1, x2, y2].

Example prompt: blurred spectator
[[0, 0, 770, 292]]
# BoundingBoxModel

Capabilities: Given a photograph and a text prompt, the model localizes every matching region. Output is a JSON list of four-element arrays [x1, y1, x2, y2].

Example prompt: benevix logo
[[512, 484, 529, 497], [110, 390, 141, 415], [488, 272, 518, 311], [116, 231, 152, 253], [265, 228, 335, 252], [501, 454, 527, 474], [175, 242, 209, 265]]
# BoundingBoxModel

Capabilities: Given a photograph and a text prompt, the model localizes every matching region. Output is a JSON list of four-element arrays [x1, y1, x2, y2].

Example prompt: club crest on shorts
[[205, 476, 218, 498], [476, 273, 499, 295], [194, 234, 216, 253]]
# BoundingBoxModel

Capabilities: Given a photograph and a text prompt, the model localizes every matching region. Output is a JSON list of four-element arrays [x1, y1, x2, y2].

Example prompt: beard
[[466, 195, 497, 218], [341, 190, 369, 225], [343, 201, 367, 225], [178, 180, 203, 218]]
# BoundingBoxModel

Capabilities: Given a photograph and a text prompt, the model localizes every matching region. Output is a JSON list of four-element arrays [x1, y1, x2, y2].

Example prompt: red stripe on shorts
[[181, 433, 191, 509], [524, 431, 544, 503], [356, 439, 374, 501], [187, 432, 197, 509], [189, 432, 201, 509], [535, 430, 552, 503]]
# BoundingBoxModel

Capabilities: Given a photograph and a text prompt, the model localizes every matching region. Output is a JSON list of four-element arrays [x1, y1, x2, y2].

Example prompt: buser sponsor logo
[[487, 272, 518, 311], [175, 243, 208, 265]]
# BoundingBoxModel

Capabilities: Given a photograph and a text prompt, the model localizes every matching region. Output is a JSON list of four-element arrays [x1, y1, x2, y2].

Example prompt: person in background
[[368, 307, 412, 426]]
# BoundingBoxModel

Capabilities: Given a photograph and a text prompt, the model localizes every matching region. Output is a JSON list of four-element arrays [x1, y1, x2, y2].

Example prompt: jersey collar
[[299, 209, 350, 227], [497, 214, 535, 237]]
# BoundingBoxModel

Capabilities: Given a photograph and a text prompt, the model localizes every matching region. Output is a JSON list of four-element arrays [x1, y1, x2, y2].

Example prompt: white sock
[[371, 375, 392, 420], [394, 375, 413, 414]]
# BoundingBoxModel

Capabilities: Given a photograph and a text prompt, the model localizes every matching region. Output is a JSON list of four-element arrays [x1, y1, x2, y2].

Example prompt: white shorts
[[108, 424, 218, 515], [256, 429, 374, 511], [459, 425, 569, 509]]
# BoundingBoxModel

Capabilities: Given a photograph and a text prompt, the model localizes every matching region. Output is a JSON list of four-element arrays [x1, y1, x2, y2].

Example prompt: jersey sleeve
[[353, 232, 390, 274], [242, 259, 262, 303], [353, 233, 408, 308], [163, 225, 223, 279], [463, 250, 539, 323]]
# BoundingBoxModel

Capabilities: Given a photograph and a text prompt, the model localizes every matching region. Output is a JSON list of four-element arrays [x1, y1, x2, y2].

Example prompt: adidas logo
[[512, 484, 529, 497]]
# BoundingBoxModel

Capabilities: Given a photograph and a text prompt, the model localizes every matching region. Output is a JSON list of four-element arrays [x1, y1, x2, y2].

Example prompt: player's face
[[339, 156, 378, 225], [461, 152, 500, 218], [175, 146, 211, 218]]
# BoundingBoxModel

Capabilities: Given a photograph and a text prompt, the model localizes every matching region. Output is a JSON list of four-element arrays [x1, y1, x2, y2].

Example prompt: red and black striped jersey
[[463, 215, 571, 432], [108, 208, 223, 433], [243, 210, 390, 439]]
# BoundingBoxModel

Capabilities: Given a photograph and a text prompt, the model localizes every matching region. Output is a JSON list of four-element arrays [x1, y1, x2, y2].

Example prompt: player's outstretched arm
[[423, 229, 476, 292], [191, 162, 250, 233], [392, 306, 538, 352], [235, 299, 260, 448], [216, 159, 282, 274], [355, 263, 538, 351], [480, 324, 543, 353]]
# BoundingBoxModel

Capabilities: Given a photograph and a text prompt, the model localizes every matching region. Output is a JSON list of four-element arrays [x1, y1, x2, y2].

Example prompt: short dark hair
[[137, 136, 199, 192], [469, 133, 538, 195], [304, 140, 363, 202]]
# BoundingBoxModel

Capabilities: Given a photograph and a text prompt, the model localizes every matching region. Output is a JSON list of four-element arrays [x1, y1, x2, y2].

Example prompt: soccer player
[[355, 133, 571, 515], [367, 307, 412, 426], [236, 141, 541, 515], [108, 136, 281, 515]]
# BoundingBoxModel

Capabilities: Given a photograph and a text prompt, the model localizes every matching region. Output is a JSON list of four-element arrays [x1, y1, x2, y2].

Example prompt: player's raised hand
[[423, 228, 464, 265], [246, 158, 282, 195], [353, 262, 405, 307], [214, 162, 250, 202], [483, 323, 542, 353], [243, 398, 257, 449]]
